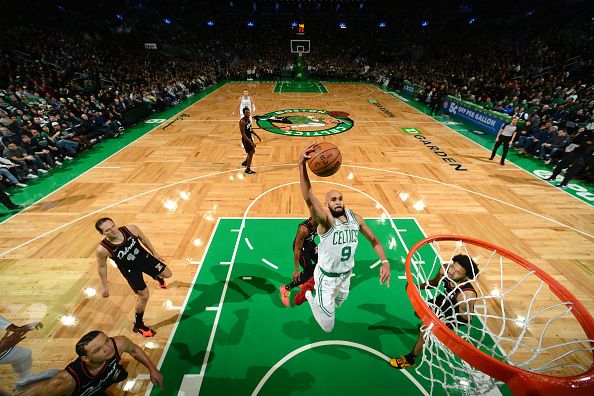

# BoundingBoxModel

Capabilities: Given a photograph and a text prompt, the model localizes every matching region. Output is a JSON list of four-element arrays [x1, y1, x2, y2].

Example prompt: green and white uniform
[[313, 208, 360, 317]]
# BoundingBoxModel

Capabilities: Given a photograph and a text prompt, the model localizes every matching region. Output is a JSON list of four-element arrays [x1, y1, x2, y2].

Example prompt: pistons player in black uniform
[[239, 107, 262, 175], [17, 330, 163, 395], [94, 218, 173, 337], [389, 254, 478, 369], [279, 217, 319, 307]]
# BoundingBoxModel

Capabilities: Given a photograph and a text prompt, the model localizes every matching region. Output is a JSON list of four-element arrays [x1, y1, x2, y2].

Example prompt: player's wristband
[[381, 260, 389, 264]]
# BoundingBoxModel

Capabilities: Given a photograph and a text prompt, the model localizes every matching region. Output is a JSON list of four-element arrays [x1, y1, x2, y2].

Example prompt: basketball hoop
[[405, 235, 594, 395]]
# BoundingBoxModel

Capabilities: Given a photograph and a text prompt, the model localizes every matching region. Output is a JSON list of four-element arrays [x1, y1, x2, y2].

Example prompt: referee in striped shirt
[[489, 117, 518, 165]]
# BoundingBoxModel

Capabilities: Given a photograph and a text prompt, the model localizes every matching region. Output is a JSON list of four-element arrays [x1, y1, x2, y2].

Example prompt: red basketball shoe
[[293, 277, 315, 306]]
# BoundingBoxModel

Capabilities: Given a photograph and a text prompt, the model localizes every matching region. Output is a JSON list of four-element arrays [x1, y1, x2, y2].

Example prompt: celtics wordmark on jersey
[[317, 208, 360, 274]]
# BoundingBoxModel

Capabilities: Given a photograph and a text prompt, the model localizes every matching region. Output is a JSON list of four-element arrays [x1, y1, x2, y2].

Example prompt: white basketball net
[[409, 239, 594, 395]]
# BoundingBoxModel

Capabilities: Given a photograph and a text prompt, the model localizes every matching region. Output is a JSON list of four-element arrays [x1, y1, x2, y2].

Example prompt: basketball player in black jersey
[[240, 107, 262, 174], [390, 254, 478, 369], [279, 217, 319, 307], [94, 218, 173, 337], [16, 330, 163, 395]]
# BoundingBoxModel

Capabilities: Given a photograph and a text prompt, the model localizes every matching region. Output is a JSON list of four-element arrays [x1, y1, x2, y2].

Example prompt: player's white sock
[[305, 291, 335, 333]]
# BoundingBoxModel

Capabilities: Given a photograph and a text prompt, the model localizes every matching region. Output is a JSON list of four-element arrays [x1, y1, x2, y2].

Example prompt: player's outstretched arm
[[298, 145, 331, 229], [419, 267, 445, 290], [116, 336, 163, 389], [356, 214, 391, 287], [456, 290, 477, 323], [16, 370, 76, 396]]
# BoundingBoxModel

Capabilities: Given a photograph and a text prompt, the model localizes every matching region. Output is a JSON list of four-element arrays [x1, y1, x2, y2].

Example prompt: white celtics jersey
[[317, 208, 360, 274], [240, 96, 253, 112]]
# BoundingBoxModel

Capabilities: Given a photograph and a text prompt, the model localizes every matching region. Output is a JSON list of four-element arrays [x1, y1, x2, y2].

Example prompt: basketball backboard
[[290, 40, 310, 54]]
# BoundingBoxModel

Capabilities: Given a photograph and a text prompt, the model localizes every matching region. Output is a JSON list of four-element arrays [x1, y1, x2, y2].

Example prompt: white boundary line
[[369, 259, 382, 269], [0, 163, 290, 257], [190, 180, 409, 394], [220, 216, 420, 220], [0, 162, 589, 258], [345, 164, 594, 239], [3, 82, 571, 394], [261, 258, 278, 270], [375, 85, 593, 207], [251, 340, 429, 396], [150, 217, 221, 373], [244, 238, 254, 250], [227, 80, 372, 100], [0, 84, 220, 227]]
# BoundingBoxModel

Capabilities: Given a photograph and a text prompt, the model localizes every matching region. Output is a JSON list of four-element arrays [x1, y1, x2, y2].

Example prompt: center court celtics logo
[[255, 109, 354, 137]]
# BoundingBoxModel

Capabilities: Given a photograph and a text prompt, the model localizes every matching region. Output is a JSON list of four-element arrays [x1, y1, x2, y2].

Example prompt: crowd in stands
[[390, 20, 594, 180], [0, 28, 220, 203], [0, 3, 592, 206], [225, 16, 593, 182]]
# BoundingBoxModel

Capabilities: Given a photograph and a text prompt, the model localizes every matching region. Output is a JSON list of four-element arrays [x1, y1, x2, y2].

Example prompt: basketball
[[307, 142, 342, 177]]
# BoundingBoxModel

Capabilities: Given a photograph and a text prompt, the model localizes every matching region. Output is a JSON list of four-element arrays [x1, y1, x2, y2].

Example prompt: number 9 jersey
[[317, 208, 359, 274]]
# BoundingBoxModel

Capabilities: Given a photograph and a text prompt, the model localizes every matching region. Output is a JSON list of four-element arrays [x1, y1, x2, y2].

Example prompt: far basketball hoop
[[291, 40, 309, 81], [290, 39, 310, 55]]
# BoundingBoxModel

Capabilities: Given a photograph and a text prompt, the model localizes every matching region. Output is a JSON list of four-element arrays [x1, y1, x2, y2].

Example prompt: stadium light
[[421, 20, 429, 27], [116, 14, 124, 21], [468, 17, 476, 25], [378, 22, 386, 28], [247, 21, 254, 27], [164, 18, 172, 25], [458, 4, 472, 14], [291, 22, 297, 28], [207, 20, 215, 26], [339, 22, 347, 29]]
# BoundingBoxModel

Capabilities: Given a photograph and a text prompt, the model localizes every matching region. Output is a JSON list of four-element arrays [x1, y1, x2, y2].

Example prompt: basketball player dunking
[[94, 218, 173, 337], [240, 107, 262, 174], [294, 144, 392, 332]]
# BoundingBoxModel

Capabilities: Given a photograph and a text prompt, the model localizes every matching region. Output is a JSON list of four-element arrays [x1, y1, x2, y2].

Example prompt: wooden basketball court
[[1, 82, 592, 394]]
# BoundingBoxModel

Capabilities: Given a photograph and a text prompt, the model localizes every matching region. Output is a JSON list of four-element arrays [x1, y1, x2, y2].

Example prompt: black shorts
[[242, 138, 255, 154], [299, 251, 318, 278], [430, 295, 470, 329], [118, 255, 167, 292]]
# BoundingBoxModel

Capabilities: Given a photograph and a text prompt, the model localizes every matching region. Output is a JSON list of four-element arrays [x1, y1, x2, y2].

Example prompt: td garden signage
[[255, 109, 354, 137]]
